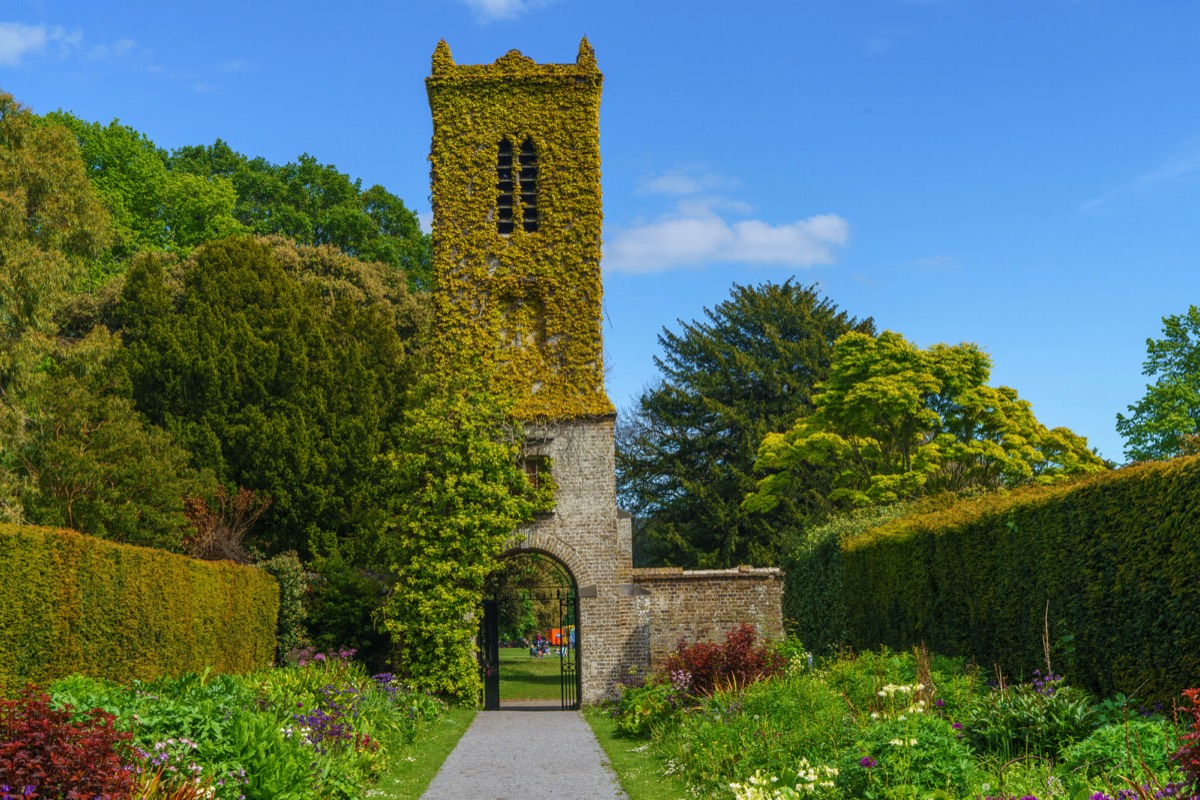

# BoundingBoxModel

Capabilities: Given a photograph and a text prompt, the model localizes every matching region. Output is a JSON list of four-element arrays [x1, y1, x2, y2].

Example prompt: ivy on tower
[[426, 39, 613, 420]]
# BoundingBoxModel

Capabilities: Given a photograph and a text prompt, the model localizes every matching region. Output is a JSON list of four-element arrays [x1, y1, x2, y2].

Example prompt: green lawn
[[498, 645, 566, 701], [582, 707, 691, 800], [373, 707, 476, 799]]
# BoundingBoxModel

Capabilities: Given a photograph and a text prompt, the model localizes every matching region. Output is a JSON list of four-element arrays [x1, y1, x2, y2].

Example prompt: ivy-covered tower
[[428, 40, 642, 704], [427, 38, 612, 420]]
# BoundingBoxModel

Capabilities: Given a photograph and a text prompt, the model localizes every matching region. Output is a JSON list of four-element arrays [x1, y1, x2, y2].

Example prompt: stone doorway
[[480, 552, 581, 710]]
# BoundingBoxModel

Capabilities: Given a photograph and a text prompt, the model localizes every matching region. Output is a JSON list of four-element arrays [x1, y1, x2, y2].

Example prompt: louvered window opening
[[496, 138, 538, 234]]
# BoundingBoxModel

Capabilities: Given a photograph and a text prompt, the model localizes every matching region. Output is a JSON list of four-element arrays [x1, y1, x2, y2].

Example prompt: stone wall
[[632, 566, 784, 669], [502, 415, 648, 704]]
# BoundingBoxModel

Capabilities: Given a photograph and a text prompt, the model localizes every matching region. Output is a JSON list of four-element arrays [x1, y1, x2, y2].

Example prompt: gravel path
[[421, 702, 628, 800]]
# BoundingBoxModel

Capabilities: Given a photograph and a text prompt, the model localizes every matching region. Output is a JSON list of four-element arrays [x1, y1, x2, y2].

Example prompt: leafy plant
[[1060, 720, 1178, 782], [0, 686, 135, 799], [663, 623, 786, 698], [1172, 687, 1200, 794], [963, 679, 1095, 761]]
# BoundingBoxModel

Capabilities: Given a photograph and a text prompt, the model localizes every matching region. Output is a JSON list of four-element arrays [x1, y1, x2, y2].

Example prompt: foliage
[[0, 685, 135, 799], [607, 646, 1192, 800], [381, 370, 542, 702], [663, 623, 787, 698], [0, 523, 277, 692], [1174, 688, 1200, 795], [1117, 305, 1200, 463], [619, 280, 873, 568], [115, 236, 427, 560], [45, 657, 447, 800], [304, 556, 391, 674], [1060, 720, 1178, 782], [257, 551, 309, 664], [962, 680, 1095, 761], [170, 140, 430, 291], [749, 330, 1106, 512], [182, 486, 270, 564], [613, 681, 685, 738], [427, 40, 612, 420], [0, 92, 110, 524], [780, 503, 920, 655], [835, 456, 1200, 702]]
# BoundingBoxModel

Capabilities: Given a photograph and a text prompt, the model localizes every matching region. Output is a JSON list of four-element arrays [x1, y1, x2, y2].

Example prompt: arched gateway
[[427, 40, 783, 705]]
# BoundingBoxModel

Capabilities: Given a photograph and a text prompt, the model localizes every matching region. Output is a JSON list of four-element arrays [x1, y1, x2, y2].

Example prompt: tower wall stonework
[[503, 416, 649, 704]]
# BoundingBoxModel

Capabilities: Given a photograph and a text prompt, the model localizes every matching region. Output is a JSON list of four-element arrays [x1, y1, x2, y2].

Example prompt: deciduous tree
[[1116, 306, 1200, 463], [747, 330, 1106, 511]]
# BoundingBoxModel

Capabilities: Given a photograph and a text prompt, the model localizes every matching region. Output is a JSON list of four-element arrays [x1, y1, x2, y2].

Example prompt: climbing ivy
[[426, 39, 613, 420]]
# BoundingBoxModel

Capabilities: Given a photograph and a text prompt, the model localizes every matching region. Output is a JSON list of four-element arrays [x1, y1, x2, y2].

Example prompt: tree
[[617, 281, 874, 568], [1116, 306, 1200, 463], [43, 112, 171, 270], [0, 93, 110, 522], [746, 330, 1107, 511], [169, 141, 431, 290], [115, 236, 427, 560]]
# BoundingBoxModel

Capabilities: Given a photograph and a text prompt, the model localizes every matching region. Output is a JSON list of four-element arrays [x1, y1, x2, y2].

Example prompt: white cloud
[[605, 210, 849, 274], [457, 0, 554, 22], [0, 21, 79, 65], [1081, 144, 1200, 212], [639, 166, 739, 197]]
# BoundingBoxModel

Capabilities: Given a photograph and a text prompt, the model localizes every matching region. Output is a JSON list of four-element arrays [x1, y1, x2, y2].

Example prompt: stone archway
[[483, 548, 581, 709]]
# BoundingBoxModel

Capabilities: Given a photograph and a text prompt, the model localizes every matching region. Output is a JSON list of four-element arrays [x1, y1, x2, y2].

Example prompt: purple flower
[[934, 698, 944, 707], [952, 722, 962, 730], [859, 756, 876, 768], [314, 652, 325, 662]]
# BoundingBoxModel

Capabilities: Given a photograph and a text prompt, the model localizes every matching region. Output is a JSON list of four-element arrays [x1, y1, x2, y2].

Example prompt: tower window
[[519, 137, 538, 232], [496, 137, 538, 235]]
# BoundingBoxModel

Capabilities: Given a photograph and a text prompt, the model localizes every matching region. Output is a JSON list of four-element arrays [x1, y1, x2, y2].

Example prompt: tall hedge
[[834, 456, 1200, 701], [0, 523, 278, 693]]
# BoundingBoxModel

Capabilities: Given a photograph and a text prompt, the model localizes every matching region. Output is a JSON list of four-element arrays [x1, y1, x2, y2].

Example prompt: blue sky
[[4, 1, 1200, 464]]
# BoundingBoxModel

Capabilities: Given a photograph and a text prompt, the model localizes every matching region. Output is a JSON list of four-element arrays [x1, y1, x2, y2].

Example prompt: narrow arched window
[[496, 139, 515, 235], [519, 137, 538, 232], [496, 137, 538, 235]]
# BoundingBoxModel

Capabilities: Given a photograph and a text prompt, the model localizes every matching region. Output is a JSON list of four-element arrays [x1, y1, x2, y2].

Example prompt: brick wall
[[633, 566, 784, 669]]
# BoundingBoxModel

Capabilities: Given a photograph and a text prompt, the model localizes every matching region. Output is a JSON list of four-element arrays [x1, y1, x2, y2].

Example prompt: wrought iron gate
[[480, 599, 500, 710], [558, 588, 579, 710]]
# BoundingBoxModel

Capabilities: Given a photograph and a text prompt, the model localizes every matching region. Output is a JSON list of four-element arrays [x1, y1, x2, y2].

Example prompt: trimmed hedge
[[0, 523, 278, 694], [833, 456, 1200, 701]]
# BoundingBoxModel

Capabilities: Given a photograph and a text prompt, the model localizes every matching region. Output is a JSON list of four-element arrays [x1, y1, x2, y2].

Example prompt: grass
[[372, 707, 476, 799], [499, 645, 567, 701], [582, 706, 691, 800]]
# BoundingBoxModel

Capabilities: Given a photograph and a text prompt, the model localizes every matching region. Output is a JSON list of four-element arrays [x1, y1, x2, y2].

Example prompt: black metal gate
[[478, 582, 580, 710], [558, 588, 580, 710], [480, 599, 500, 710]]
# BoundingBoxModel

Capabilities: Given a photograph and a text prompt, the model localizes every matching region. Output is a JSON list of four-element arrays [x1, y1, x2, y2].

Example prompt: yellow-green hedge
[[0, 523, 278, 693], [838, 457, 1200, 701]]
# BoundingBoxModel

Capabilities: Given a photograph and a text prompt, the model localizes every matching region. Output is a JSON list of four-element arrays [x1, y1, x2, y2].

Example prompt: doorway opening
[[480, 552, 579, 710]]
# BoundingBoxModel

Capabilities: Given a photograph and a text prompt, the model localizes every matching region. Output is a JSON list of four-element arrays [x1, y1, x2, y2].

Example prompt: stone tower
[[427, 40, 640, 703], [427, 41, 784, 704]]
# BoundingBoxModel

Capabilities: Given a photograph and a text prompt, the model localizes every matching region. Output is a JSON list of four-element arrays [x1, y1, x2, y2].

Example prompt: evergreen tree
[[116, 236, 427, 560], [617, 280, 873, 568]]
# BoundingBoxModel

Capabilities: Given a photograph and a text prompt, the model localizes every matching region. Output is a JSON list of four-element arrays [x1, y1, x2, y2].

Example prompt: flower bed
[[611, 639, 1199, 800], [0, 650, 445, 800]]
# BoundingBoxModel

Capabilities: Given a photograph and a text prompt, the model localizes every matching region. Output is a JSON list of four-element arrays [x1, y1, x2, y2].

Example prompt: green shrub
[[258, 550, 308, 664], [962, 681, 1095, 761], [1060, 720, 1178, 781], [836, 456, 1200, 701], [304, 556, 390, 673], [0, 523, 278, 693]]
